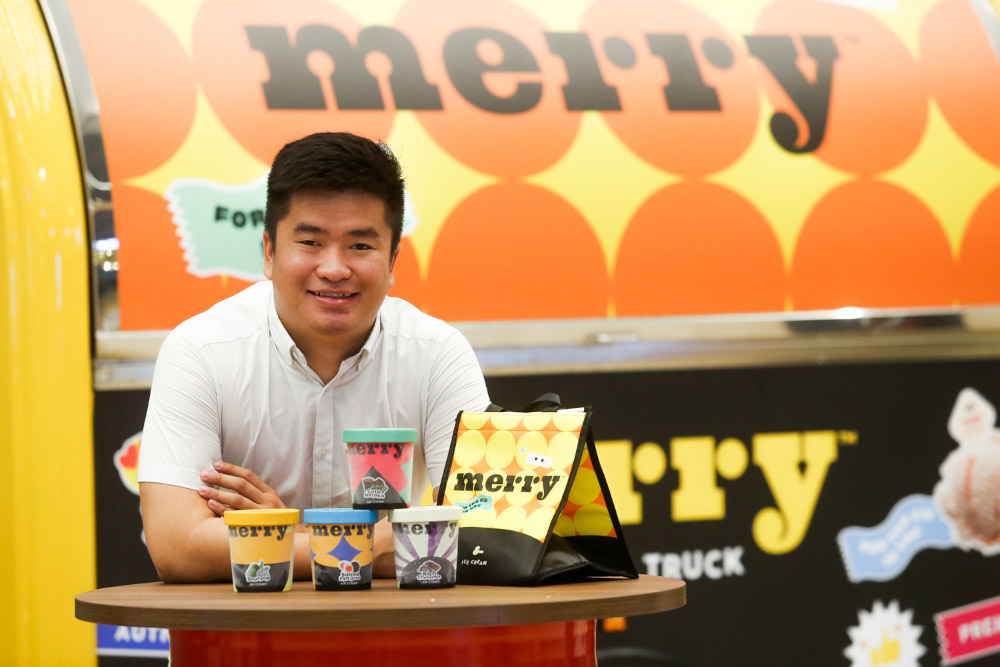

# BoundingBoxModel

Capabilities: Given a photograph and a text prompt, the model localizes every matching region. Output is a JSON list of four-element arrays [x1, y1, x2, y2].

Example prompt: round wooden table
[[76, 575, 685, 666]]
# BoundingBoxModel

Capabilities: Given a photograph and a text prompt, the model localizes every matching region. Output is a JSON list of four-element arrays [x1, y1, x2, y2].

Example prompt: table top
[[75, 575, 685, 631]]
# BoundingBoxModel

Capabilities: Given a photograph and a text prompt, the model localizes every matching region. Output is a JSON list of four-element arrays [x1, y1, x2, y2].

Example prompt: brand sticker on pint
[[337, 560, 363, 584], [416, 560, 443, 583], [362, 476, 388, 500], [244, 558, 271, 584]]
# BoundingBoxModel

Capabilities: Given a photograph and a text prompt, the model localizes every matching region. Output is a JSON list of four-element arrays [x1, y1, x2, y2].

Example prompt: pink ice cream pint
[[345, 428, 416, 510], [388, 506, 462, 589]]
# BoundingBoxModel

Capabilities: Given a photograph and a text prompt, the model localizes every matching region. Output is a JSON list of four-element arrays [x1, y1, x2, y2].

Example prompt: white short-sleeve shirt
[[137, 282, 491, 510]]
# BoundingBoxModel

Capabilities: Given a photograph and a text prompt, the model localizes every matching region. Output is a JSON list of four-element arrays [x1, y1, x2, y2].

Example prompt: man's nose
[[316, 250, 351, 281]]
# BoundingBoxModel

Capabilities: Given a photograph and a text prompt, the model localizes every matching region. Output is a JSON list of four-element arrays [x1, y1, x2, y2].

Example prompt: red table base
[[170, 620, 597, 666]]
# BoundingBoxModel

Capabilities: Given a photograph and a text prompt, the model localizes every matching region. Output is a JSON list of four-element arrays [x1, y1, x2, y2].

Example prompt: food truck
[[4, 0, 1000, 664]]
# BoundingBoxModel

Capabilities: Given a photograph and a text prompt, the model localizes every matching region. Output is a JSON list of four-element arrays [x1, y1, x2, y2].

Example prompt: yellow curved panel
[[0, 1, 95, 665]]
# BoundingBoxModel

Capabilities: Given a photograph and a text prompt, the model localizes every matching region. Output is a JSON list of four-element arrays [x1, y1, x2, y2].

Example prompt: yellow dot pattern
[[442, 411, 618, 542], [551, 448, 617, 539]]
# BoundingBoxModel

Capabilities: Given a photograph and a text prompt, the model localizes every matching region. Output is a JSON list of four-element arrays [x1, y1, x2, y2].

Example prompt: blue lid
[[343, 428, 418, 443], [303, 508, 378, 524]]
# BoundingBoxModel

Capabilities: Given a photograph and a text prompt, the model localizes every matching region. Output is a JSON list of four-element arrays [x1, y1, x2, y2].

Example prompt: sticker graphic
[[838, 388, 1000, 582], [113, 432, 142, 496], [933, 388, 1000, 555], [165, 174, 268, 281], [935, 595, 1000, 665], [113, 431, 147, 545], [844, 600, 925, 667], [837, 494, 953, 582], [524, 450, 553, 468], [96, 625, 170, 658], [455, 495, 494, 514]]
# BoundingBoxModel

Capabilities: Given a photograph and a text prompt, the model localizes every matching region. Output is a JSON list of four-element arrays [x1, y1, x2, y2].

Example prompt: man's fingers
[[199, 461, 287, 510], [200, 469, 264, 504], [199, 485, 253, 510], [205, 497, 227, 517], [213, 461, 268, 492]]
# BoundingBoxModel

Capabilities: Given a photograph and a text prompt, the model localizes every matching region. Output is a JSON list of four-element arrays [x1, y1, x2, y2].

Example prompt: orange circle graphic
[[193, 0, 394, 164], [67, 0, 197, 180], [920, 0, 1000, 167], [116, 186, 254, 330], [425, 183, 608, 320], [755, 0, 927, 175], [396, 0, 581, 178], [791, 180, 955, 310], [959, 185, 1000, 305], [614, 182, 785, 315], [581, 0, 758, 176]]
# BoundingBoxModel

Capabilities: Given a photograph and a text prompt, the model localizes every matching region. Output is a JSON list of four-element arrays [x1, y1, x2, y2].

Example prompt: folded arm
[[141, 461, 404, 582], [140, 460, 309, 582]]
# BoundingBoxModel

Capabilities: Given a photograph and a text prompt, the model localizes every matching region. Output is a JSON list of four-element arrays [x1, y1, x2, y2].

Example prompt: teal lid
[[303, 508, 378, 524], [343, 428, 418, 443]]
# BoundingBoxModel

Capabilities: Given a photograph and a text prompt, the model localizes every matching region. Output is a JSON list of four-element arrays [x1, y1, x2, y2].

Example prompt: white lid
[[388, 505, 463, 523]]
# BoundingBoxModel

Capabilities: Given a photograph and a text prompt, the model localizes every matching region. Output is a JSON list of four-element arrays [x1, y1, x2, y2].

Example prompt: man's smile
[[308, 289, 358, 300]]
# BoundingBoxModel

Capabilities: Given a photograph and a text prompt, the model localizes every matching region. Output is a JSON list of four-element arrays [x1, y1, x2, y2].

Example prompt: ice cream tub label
[[303, 508, 377, 591], [224, 509, 298, 592], [344, 428, 416, 510], [388, 506, 463, 589]]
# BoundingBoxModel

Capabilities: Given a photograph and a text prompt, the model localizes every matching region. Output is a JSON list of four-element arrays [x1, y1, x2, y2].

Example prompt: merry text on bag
[[452, 471, 562, 501]]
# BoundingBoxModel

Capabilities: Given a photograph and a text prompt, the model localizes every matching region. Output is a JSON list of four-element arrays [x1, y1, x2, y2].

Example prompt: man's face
[[263, 189, 398, 358]]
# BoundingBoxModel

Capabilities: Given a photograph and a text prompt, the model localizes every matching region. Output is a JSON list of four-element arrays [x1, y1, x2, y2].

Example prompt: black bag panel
[[578, 432, 639, 578], [455, 527, 547, 586], [563, 535, 639, 579]]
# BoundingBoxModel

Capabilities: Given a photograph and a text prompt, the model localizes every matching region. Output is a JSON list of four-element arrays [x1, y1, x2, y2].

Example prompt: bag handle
[[485, 392, 562, 413]]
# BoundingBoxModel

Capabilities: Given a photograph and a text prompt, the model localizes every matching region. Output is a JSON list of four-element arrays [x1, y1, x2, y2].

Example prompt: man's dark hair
[[264, 132, 405, 252]]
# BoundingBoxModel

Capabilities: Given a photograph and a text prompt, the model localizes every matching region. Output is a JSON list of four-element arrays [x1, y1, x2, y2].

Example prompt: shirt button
[[317, 449, 328, 461]]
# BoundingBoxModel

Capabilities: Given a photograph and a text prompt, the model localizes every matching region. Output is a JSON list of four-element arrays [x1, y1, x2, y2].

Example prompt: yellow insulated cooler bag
[[437, 395, 638, 585]]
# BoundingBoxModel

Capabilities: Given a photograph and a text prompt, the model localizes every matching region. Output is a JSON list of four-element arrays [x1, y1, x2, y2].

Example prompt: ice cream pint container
[[388, 506, 463, 589], [223, 509, 299, 592], [303, 508, 377, 591], [344, 428, 416, 510]]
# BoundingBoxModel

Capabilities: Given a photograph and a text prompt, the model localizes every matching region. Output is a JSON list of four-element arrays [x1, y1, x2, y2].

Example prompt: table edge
[[75, 575, 686, 631]]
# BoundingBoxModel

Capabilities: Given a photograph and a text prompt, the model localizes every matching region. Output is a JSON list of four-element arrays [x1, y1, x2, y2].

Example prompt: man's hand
[[198, 460, 287, 516]]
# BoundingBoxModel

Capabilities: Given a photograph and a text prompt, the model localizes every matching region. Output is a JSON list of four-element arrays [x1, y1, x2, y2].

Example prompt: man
[[138, 132, 490, 582]]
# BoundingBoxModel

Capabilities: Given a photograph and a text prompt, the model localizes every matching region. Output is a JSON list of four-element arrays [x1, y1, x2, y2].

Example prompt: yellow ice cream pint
[[224, 509, 299, 592]]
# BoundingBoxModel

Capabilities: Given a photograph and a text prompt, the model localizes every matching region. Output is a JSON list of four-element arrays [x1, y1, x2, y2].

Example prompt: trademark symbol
[[837, 431, 858, 445]]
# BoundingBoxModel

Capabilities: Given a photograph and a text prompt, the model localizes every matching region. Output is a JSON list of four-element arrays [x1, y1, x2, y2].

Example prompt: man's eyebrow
[[291, 222, 325, 235], [290, 223, 382, 238], [345, 226, 381, 239]]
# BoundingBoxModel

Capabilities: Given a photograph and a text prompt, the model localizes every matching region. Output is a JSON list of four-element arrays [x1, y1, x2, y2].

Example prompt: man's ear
[[388, 245, 400, 290], [262, 231, 274, 280]]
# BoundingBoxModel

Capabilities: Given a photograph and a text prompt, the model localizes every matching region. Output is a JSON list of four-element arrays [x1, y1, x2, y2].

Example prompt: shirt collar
[[354, 311, 381, 372], [267, 287, 383, 374], [267, 289, 299, 367]]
